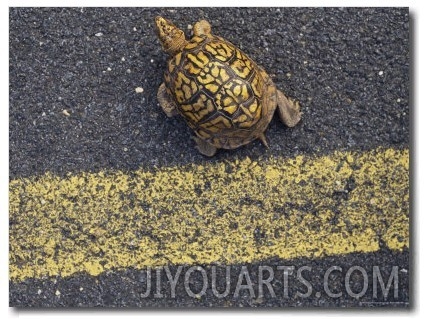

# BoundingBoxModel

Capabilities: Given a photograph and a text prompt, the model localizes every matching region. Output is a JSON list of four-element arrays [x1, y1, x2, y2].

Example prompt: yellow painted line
[[9, 147, 409, 282]]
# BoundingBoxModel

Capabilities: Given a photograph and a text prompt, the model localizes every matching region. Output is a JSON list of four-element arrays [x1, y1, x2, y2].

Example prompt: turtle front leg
[[193, 20, 212, 37], [276, 90, 302, 127], [157, 82, 178, 117], [193, 137, 217, 157]]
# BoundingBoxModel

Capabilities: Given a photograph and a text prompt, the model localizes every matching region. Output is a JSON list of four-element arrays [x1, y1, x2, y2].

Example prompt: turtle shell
[[163, 34, 277, 149]]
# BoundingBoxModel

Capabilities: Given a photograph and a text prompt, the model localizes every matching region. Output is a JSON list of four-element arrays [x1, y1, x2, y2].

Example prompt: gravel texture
[[11, 250, 409, 307], [9, 7, 409, 178]]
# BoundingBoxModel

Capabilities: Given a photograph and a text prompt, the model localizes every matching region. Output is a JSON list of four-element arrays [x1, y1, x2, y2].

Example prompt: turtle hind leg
[[276, 90, 302, 127], [157, 82, 178, 117], [193, 137, 217, 157]]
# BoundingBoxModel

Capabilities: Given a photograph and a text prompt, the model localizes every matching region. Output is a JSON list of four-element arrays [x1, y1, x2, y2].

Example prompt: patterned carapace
[[163, 35, 265, 144]]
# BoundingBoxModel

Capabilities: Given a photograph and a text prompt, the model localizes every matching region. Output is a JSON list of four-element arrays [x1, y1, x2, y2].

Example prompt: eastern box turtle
[[155, 16, 301, 156]]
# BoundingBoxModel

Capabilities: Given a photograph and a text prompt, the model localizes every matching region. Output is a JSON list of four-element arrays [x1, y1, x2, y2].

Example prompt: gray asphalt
[[11, 250, 409, 307], [9, 7, 409, 179], [9, 7, 409, 307]]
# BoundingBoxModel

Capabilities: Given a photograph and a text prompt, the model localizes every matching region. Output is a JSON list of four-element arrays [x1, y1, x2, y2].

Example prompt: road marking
[[9, 147, 409, 282]]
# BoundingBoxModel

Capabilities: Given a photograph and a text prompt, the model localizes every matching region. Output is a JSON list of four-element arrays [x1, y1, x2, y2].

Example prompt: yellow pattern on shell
[[165, 34, 273, 149]]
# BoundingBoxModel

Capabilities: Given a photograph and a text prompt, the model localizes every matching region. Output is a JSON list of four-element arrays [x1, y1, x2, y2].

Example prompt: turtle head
[[155, 16, 187, 56]]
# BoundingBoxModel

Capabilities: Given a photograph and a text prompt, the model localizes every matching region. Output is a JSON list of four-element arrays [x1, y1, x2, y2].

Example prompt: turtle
[[154, 16, 301, 156]]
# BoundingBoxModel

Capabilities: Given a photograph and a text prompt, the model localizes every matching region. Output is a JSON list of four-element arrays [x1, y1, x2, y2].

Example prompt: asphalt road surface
[[9, 7, 409, 307]]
